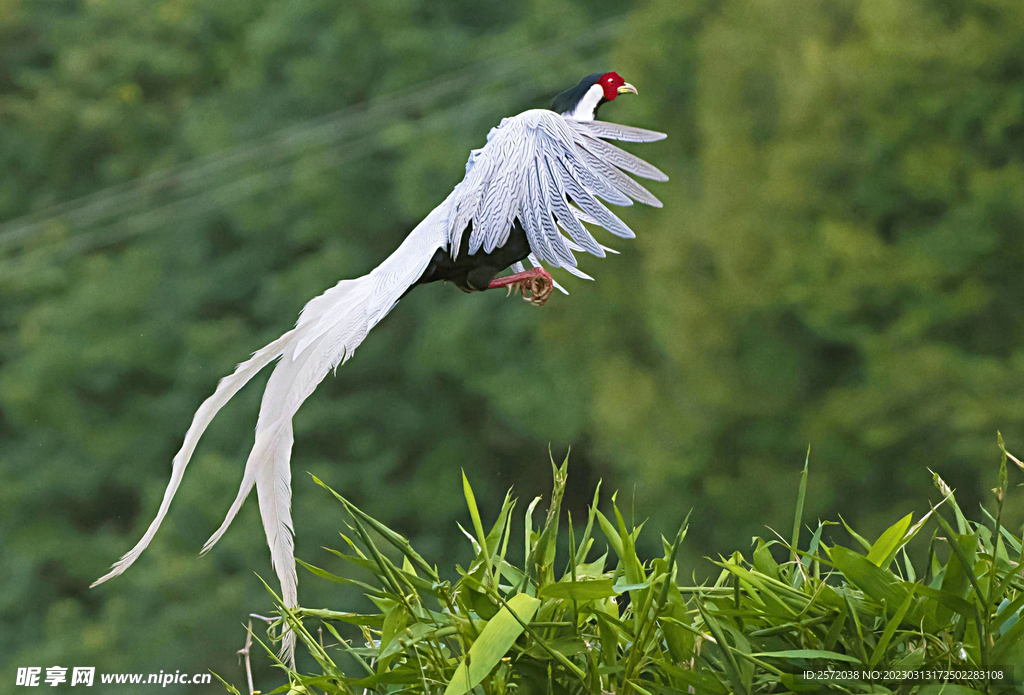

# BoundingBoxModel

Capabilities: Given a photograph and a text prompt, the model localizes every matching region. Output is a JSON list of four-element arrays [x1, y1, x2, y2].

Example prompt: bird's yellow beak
[[617, 83, 638, 96]]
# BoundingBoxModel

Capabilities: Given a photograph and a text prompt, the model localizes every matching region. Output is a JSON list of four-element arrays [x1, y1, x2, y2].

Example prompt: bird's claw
[[488, 267, 554, 306], [510, 270, 553, 307]]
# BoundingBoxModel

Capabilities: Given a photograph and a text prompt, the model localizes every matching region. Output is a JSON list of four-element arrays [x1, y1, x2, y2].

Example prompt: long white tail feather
[[256, 415, 296, 664], [90, 328, 298, 588], [199, 414, 291, 554], [94, 201, 451, 669]]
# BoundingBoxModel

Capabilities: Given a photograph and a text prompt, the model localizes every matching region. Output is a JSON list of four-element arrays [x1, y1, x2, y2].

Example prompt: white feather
[[89, 328, 298, 589]]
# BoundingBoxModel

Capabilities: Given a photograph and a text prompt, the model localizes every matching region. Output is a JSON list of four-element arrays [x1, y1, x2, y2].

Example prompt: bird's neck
[[562, 83, 605, 121]]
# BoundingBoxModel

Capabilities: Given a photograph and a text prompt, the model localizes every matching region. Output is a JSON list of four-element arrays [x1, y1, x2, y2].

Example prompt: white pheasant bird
[[92, 71, 668, 663]]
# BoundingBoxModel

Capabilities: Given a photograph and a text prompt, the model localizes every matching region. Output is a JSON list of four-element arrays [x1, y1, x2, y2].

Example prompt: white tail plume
[[93, 203, 450, 666]]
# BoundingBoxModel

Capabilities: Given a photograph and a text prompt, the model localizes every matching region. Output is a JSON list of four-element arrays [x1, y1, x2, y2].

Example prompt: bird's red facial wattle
[[599, 72, 637, 101]]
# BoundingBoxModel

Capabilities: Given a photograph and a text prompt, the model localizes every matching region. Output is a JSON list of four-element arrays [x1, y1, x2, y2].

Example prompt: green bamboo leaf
[[803, 520, 830, 581], [298, 607, 384, 627], [521, 495, 542, 592], [991, 606, 1024, 663], [443, 593, 541, 695], [576, 480, 602, 566], [866, 512, 913, 568], [935, 524, 980, 605], [715, 560, 796, 618], [838, 514, 873, 552], [469, 588, 499, 619], [997, 432, 1009, 500], [662, 661, 729, 694], [662, 583, 694, 665], [379, 623, 459, 660], [828, 546, 904, 605], [869, 585, 915, 666], [911, 583, 974, 618], [462, 471, 489, 555], [484, 488, 514, 555], [462, 470, 494, 589], [523, 635, 588, 659], [828, 546, 926, 627], [821, 605, 847, 652], [540, 578, 618, 601], [612, 578, 652, 594], [625, 679, 654, 695], [377, 604, 408, 671], [696, 603, 749, 695], [311, 474, 437, 580], [295, 558, 385, 596], [595, 509, 625, 559], [791, 450, 809, 563], [595, 611, 620, 671], [752, 539, 780, 580], [902, 547, 916, 583], [995, 594, 1024, 636]]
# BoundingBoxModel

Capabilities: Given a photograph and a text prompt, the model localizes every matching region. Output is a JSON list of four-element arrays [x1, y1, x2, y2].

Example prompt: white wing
[[446, 110, 667, 275]]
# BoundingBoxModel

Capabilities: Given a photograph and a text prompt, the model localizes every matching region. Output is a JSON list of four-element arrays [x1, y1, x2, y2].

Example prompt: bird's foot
[[488, 267, 554, 307]]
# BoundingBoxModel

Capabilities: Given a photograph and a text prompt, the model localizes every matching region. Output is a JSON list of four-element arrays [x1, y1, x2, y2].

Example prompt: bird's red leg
[[488, 267, 554, 307]]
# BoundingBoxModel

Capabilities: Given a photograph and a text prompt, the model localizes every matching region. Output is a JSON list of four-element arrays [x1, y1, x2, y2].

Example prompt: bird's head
[[551, 72, 638, 122]]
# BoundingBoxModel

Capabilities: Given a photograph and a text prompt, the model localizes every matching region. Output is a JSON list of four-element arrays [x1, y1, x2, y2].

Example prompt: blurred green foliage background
[[2, 0, 1024, 688]]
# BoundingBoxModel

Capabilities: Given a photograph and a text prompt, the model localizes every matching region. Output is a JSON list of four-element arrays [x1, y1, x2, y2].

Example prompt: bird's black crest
[[550, 73, 604, 114]]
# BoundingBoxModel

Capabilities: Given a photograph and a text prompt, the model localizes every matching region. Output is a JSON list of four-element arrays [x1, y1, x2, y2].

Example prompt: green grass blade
[[311, 474, 437, 581], [462, 470, 495, 590], [791, 449, 809, 564]]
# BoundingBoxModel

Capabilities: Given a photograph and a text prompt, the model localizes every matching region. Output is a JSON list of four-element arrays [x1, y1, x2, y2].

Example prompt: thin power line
[[58, 98, 486, 257], [0, 18, 623, 253], [25, 73, 565, 263], [0, 73, 475, 251]]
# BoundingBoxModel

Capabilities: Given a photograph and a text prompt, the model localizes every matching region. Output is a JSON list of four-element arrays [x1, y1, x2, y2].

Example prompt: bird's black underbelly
[[414, 220, 531, 292]]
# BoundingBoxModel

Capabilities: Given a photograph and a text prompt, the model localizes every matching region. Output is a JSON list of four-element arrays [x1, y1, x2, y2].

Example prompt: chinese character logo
[[71, 668, 95, 686], [16, 667, 41, 687]]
